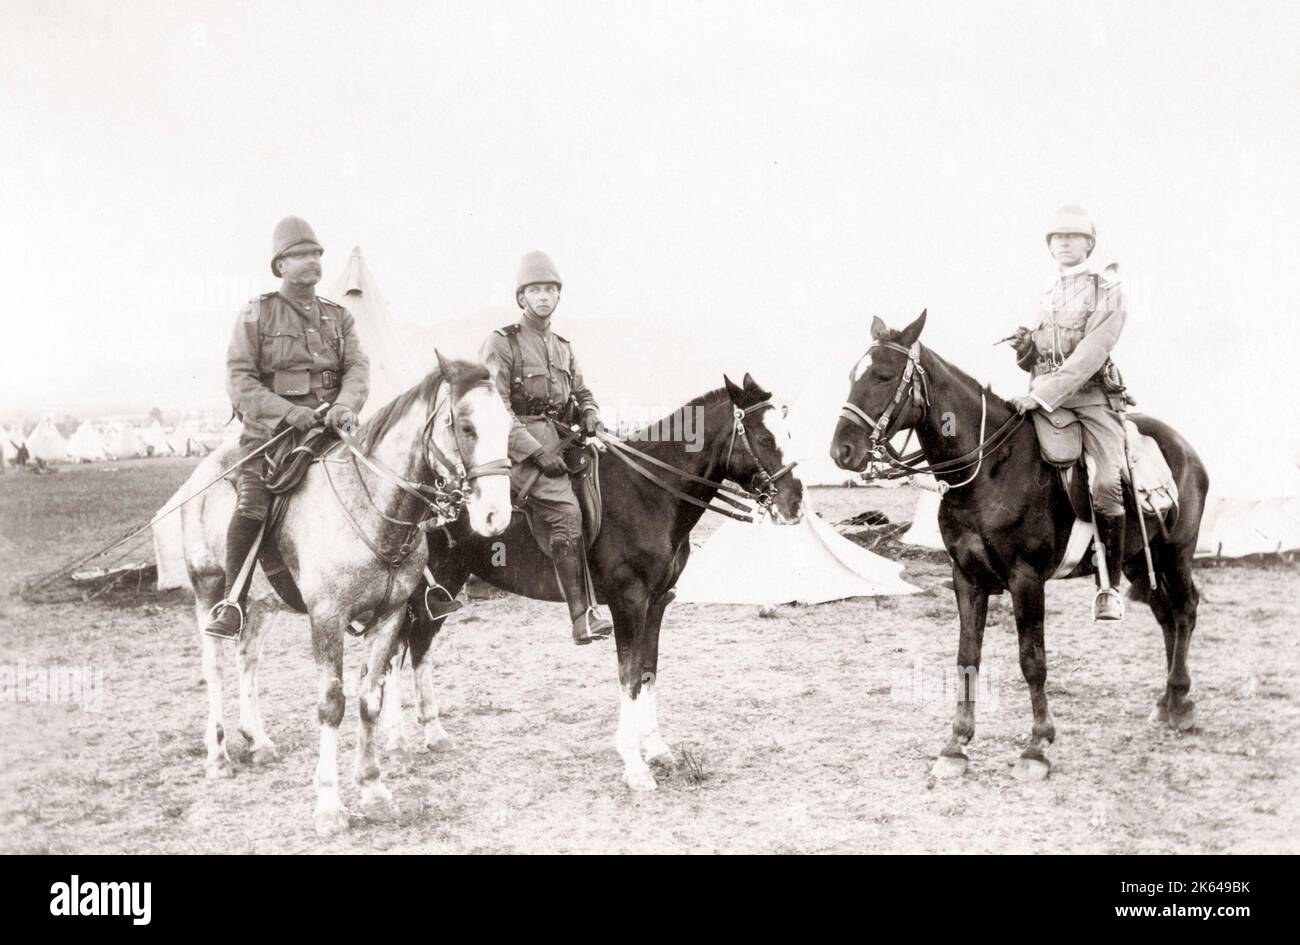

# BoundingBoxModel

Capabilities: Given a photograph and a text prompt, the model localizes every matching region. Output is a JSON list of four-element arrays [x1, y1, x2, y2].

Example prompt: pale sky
[[3, 0, 1298, 480]]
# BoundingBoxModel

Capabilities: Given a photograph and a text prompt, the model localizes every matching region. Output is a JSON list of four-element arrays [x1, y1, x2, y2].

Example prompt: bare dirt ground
[[1, 459, 1296, 853]]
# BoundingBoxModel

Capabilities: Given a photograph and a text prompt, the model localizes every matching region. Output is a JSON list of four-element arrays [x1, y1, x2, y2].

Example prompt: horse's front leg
[[237, 605, 278, 765], [407, 606, 457, 753], [312, 615, 350, 836], [609, 583, 655, 791], [932, 564, 990, 778], [1008, 567, 1054, 781], [638, 588, 676, 769], [195, 581, 234, 780], [379, 648, 409, 753], [354, 608, 405, 822]]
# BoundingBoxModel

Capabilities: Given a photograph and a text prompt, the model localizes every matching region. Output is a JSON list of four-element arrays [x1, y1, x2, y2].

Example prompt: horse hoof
[[383, 736, 410, 754], [931, 753, 968, 779], [1013, 756, 1051, 782], [1169, 701, 1197, 732], [1148, 704, 1170, 725], [205, 756, 235, 780], [418, 734, 455, 754], [314, 806, 351, 837], [359, 795, 401, 823], [647, 750, 676, 770], [248, 745, 279, 767], [624, 768, 658, 792]]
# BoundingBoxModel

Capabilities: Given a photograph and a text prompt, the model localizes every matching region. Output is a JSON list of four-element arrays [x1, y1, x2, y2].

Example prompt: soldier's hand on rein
[[326, 404, 357, 434], [1011, 396, 1040, 414], [581, 410, 603, 436], [533, 449, 568, 477], [284, 405, 323, 432], [1010, 327, 1035, 356]]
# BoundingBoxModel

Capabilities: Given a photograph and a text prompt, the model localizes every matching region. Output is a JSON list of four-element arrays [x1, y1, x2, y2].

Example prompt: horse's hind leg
[[932, 566, 990, 779], [237, 606, 277, 765], [195, 578, 234, 779], [406, 577, 467, 753], [354, 609, 405, 822], [609, 583, 655, 791], [1008, 567, 1054, 781], [1140, 550, 1199, 731], [312, 617, 350, 837]]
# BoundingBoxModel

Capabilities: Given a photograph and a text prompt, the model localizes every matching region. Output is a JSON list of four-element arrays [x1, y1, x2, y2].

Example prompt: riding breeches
[[523, 489, 582, 546], [1073, 403, 1126, 516], [234, 430, 273, 522]]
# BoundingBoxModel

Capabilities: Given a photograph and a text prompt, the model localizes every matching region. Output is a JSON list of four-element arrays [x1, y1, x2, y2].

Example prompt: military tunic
[[479, 309, 599, 545], [1016, 263, 1128, 514], [225, 291, 370, 519]]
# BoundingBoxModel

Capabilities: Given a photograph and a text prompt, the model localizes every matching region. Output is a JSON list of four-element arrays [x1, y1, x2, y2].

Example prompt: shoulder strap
[[505, 326, 525, 401]]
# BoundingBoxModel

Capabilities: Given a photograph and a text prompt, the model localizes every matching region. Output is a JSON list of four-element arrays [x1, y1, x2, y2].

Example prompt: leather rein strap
[[595, 399, 797, 523], [325, 381, 510, 567], [839, 341, 1024, 491]]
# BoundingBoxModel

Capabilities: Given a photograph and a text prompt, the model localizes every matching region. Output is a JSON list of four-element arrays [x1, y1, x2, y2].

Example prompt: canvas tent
[[0, 426, 19, 465], [23, 417, 69, 462], [140, 420, 174, 456], [673, 496, 918, 605], [329, 246, 424, 415], [67, 422, 112, 462], [108, 424, 148, 459]]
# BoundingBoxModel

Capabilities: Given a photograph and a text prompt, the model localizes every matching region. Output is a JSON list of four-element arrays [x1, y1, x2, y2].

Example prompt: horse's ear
[[742, 372, 757, 391], [899, 309, 927, 346], [870, 316, 888, 341], [723, 374, 744, 404], [434, 348, 451, 379]]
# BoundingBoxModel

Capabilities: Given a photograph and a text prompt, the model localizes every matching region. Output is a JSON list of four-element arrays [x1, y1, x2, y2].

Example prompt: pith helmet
[[1045, 204, 1096, 246], [271, 216, 324, 276], [515, 251, 562, 306]]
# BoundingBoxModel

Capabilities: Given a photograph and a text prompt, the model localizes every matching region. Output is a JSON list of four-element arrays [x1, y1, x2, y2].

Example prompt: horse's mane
[[356, 359, 491, 454], [625, 381, 773, 446], [874, 328, 1018, 416]]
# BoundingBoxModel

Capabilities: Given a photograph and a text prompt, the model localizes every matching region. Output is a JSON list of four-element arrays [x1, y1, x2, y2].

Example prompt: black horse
[[397, 373, 805, 790], [832, 312, 1208, 780]]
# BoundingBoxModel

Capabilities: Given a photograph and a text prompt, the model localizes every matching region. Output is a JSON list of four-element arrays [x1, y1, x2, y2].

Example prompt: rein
[[840, 340, 1025, 493], [324, 380, 510, 567], [595, 398, 798, 523]]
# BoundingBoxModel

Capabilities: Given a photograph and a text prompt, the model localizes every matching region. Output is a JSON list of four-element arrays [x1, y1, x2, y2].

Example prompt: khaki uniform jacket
[[1019, 265, 1127, 412], [479, 311, 599, 500], [227, 292, 370, 438]]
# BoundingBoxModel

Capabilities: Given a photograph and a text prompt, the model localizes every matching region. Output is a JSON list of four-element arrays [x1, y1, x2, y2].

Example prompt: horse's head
[[431, 351, 512, 537], [721, 373, 805, 524], [832, 310, 928, 472]]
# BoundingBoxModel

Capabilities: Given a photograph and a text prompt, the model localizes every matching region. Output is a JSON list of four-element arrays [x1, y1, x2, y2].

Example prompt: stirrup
[[1092, 588, 1124, 623], [204, 599, 245, 639], [571, 609, 612, 646], [423, 585, 463, 621]]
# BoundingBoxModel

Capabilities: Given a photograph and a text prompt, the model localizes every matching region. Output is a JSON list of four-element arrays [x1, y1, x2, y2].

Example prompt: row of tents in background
[[1, 417, 222, 465]]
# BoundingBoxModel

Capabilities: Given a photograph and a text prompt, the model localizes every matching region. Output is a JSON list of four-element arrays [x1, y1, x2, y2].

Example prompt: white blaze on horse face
[[459, 386, 511, 537], [760, 401, 804, 524]]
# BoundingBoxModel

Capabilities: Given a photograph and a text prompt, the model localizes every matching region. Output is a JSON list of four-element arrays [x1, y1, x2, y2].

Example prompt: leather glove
[[532, 449, 568, 478], [581, 410, 604, 436], [1010, 327, 1035, 358], [284, 406, 323, 432], [1010, 395, 1041, 415], [326, 404, 357, 434]]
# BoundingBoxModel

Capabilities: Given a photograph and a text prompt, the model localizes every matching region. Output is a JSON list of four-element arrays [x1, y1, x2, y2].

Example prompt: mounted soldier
[[204, 215, 370, 640], [479, 251, 614, 645], [1008, 204, 1130, 621]]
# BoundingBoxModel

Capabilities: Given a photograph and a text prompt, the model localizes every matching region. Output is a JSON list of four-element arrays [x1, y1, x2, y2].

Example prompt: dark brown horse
[[832, 312, 1208, 780], [396, 373, 805, 790]]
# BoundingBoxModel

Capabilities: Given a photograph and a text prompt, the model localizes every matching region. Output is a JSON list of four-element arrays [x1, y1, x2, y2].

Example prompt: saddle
[[256, 427, 342, 614], [515, 435, 604, 555], [1030, 407, 1179, 524]]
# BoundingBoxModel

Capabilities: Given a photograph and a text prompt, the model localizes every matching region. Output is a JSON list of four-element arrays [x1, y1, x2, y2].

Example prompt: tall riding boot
[[204, 514, 264, 640], [551, 537, 613, 645], [1093, 512, 1127, 622]]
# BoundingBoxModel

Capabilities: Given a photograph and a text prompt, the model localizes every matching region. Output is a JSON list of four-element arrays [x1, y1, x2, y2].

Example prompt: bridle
[[839, 340, 1024, 494], [596, 397, 799, 522], [326, 380, 511, 567]]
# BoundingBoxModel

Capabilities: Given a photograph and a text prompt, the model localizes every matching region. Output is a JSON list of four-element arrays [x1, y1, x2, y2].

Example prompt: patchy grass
[[0, 474, 1296, 853]]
